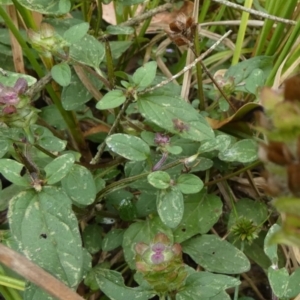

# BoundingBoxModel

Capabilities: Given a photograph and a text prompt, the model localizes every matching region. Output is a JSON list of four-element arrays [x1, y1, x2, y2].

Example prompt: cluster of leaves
[[0, 0, 299, 300]]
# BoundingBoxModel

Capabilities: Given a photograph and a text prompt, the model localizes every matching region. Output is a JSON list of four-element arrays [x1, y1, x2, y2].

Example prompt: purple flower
[[154, 133, 170, 146], [0, 78, 28, 114], [151, 252, 165, 264], [152, 242, 166, 253]]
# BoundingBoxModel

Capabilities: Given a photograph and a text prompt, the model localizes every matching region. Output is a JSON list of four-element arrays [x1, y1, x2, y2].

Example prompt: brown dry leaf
[[147, 1, 194, 33], [206, 102, 263, 131], [83, 124, 110, 138], [102, 1, 193, 32]]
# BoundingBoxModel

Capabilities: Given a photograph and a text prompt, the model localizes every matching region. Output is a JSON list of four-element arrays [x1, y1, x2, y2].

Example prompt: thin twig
[[139, 30, 232, 95], [118, 3, 173, 28], [0, 244, 85, 300], [90, 98, 132, 164], [25, 73, 52, 99], [211, 0, 297, 25]]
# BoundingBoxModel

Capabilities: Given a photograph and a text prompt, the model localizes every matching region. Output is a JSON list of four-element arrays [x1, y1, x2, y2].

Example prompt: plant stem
[[0, 274, 25, 291], [232, 0, 253, 65], [90, 98, 131, 164]]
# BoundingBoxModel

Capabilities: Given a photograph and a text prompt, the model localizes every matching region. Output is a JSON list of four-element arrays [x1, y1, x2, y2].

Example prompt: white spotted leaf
[[8, 187, 83, 288], [0, 159, 29, 187], [177, 174, 203, 194], [147, 171, 171, 189], [132, 61, 157, 88], [44, 153, 75, 184], [61, 164, 96, 206], [157, 187, 184, 228], [106, 134, 150, 161]]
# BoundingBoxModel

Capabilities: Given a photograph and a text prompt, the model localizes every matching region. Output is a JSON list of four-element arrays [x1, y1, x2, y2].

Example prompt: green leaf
[[69, 35, 105, 68], [182, 235, 250, 274], [165, 145, 182, 155], [147, 171, 171, 189], [85, 267, 153, 300], [62, 68, 103, 110], [108, 41, 132, 60], [123, 216, 173, 269], [157, 187, 184, 228], [106, 134, 150, 161], [122, 0, 146, 5], [51, 63, 71, 87], [106, 25, 134, 35], [16, 0, 70, 14], [96, 90, 126, 110], [82, 224, 103, 254], [264, 224, 281, 265], [218, 139, 257, 163], [119, 198, 138, 221], [63, 22, 89, 43], [286, 268, 300, 298], [61, 164, 96, 206], [8, 187, 83, 287], [59, 0, 71, 14], [37, 136, 67, 152], [227, 198, 268, 229], [245, 68, 265, 95], [138, 93, 214, 142], [225, 56, 273, 85], [0, 159, 29, 187], [173, 191, 223, 243], [132, 61, 157, 88], [44, 153, 75, 184], [268, 267, 289, 298], [177, 271, 240, 300], [24, 284, 56, 300], [0, 140, 9, 158], [177, 174, 203, 194], [199, 135, 232, 153], [102, 229, 124, 251]]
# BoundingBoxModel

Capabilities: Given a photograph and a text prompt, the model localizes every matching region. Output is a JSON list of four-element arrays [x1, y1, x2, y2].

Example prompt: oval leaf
[[147, 171, 171, 189], [182, 235, 250, 274], [96, 90, 126, 110], [106, 134, 150, 161], [63, 22, 89, 43], [61, 164, 96, 206], [132, 61, 157, 88], [157, 187, 184, 228], [51, 63, 71, 87], [218, 139, 257, 163], [8, 187, 83, 287], [0, 159, 29, 187], [44, 153, 75, 184], [177, 174, 203, 194]]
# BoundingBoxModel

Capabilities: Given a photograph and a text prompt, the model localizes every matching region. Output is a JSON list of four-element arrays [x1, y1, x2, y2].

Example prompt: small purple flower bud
[[14, 78, 28, 94], [2, 105, 17, 114], [151, 252, 165, 264], [154, 133, 170, 146], [0, 88, 18, 105], [152, 243, 166, 253]]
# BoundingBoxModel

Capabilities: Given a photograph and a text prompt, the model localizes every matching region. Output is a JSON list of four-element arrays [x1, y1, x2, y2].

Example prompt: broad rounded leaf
[[264, 224, 281, 265], [182, 235, 250, 274], [218, 139, 257, 163], [147, 171, 171, 189], [70, 35, 105, 68], [157, 187, 184, 228], [177, 174, 203, 194], [8, 187, 83, 287], [44, 153, 75, 184], [0, 140, 9, 158], [63, 22, 89, 43], [61, 164, 96, 205], [268, 267, 289, 298], [102, 229, 124, 252], [174, 191, 223, 243], [51, 63, 71, 87], [82, 224, 102, 254], [106, 134, 150, 161], [16, 0, 70, 14], [132, 61, 157, 88], [0, 159, 29, 187], [85, 268, 153, 300], [138, 93, 214, 142], [96, 90, 126, 110]]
